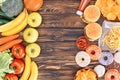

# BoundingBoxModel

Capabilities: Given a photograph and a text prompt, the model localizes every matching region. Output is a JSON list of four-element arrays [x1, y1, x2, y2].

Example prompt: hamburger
[[85, 23, 102, 41], [84, 5, 101, 22]]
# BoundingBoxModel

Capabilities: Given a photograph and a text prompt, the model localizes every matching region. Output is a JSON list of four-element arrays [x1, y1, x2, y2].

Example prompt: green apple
[[25, 43, 41, 58], [23, 28, 38, 43]]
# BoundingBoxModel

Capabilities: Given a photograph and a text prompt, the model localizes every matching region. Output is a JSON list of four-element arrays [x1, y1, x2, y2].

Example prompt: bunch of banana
[[20, 54, 38, 80], [1, 8, 28, 36], [20, 55, 31, 80], [29, 61, 38, 80]]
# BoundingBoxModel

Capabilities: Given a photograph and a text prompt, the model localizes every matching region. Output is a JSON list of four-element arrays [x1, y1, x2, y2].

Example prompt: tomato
[[76, 36, 89, 50], [12, 44, 25, 59], [24, 0, 43, 11], [5, 74, 18, 80], [11, 59, 24, 75]]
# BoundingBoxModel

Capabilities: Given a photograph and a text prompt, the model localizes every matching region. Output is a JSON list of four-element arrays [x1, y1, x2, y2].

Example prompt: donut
[[105, 69, 120, 80], [74, 68, 98, 80], [114, 52, 120, 63], [75, 51, 91, 67], [94, 65, 106, 77], [99, 52, 113, 65], [86, 45, 102, 60]]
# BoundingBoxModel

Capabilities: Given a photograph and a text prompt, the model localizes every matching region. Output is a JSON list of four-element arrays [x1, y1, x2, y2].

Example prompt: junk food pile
[[75, 0, 120, 80]]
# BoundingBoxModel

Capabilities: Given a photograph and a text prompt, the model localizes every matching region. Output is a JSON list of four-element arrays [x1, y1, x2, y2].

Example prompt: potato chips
[[102, 26, 120, 50], [95, 0, 120, 21]]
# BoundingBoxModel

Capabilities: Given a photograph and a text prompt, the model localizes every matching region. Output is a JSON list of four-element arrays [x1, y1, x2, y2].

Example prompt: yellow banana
[[1, 10, 28, 36], [20, 55, 31, 80], [29, 61, 38, 80], [0, 8, 26, 32]]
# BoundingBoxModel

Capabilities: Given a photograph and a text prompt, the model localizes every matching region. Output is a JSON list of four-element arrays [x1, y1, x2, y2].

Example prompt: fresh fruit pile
[[0, 0, 43, 80], [75, 0, 120, 80]]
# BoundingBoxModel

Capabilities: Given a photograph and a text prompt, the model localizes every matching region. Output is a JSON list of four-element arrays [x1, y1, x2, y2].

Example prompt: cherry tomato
[[76, 36, 89, 50], [24, 0, 43, 11], [12, 44, 25, 59], [11, 59, 24, 75], [5, 74, 18, 80]]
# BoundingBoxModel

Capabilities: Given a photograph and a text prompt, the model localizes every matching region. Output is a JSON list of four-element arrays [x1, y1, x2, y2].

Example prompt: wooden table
[[35, 0, 119, 80]]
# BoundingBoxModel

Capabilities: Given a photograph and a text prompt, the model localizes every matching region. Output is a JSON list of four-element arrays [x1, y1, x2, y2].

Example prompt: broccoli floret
[[1, 0, 24, 17]]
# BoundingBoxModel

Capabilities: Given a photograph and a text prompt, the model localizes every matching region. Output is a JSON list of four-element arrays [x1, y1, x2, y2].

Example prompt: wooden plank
[[39, 42, 97, 55], [40, 14, 86, 28], [35, 55, 99, 70], [38, 70, 104, 80], [40, 0, 96, 15], [37, 0, 104, 28], [32, 42, 99, 70], [36, 28, 98, 43], [38, 69, 104, 80], [33, 0, 106, 80], [38, 70, 75, 80], [34, 41, 100, 80], [40, 0, 80, 15], [37, 28, 84, 42], [39, 14, 103, 28]]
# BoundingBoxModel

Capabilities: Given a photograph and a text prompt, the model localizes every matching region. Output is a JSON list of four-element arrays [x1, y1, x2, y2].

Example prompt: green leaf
[[0, 50, 14, 79]]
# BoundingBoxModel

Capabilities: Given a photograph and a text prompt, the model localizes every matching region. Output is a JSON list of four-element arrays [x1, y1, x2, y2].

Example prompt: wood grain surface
[[35, 0, 118, 80]]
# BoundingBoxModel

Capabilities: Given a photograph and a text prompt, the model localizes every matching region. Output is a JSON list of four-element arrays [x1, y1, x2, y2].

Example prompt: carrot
[[0, 39, 22, 52], [0, 34, 19, 45]]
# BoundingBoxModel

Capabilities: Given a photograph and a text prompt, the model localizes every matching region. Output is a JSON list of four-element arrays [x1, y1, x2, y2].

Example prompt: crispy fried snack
[[74, 69, 98, 80], [102, 26, 120, 50], [95, 0, 120, 21]]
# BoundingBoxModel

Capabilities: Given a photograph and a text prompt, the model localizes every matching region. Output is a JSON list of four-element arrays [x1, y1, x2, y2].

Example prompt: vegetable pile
[[0, 0, 43, 80]]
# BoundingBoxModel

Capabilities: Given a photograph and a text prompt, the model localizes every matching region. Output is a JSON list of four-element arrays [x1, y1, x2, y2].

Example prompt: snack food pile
[[95, 0, 120, 21], [75, 0, 120, 80]]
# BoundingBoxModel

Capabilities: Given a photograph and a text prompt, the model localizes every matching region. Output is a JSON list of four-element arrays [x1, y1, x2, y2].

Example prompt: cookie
[[94, 65, 105, 77], [99, 52, 113, 65], [75, 51, 91, 67]]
